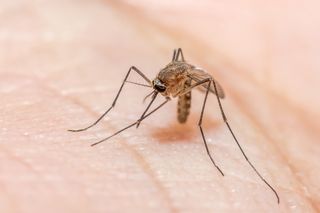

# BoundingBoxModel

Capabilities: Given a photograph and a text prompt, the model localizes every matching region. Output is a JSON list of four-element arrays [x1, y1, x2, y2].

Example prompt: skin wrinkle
[[195, 53, 319, 210], [104, 0, 318, 210], [35, 79, 178, 212], [200, 47, 319, 210], [0, 76, 92, 212], [227, 90, 307, 194], [227, 88, 319, 211], [0, 144, 38, 175], [0, 149, 18, 213], [1, 73, 100, 212], [0, 142, 65, 212], [0, 147, 36, 213]]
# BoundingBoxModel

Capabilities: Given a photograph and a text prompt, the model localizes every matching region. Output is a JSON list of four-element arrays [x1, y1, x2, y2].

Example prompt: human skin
[[0, 0, 319, 212]]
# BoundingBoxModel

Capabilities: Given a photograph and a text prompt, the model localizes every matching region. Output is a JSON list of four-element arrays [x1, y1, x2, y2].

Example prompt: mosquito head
[[152, 78, 166, 93]]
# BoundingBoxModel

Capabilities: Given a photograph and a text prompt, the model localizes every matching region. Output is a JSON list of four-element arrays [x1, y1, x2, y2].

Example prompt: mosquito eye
[[154, 84, 166, 92]]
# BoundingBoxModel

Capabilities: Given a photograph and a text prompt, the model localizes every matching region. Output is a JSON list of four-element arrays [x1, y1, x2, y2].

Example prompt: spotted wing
[[188, 68, 225, 98]]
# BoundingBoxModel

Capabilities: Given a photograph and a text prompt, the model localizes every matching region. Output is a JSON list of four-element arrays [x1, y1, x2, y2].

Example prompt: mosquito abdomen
[[177, 79, 192, 123]]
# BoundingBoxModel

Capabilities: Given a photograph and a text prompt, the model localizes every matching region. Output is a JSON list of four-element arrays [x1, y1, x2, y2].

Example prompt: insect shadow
[[151, 114, 221, 143], [69, 48, 280, 203]]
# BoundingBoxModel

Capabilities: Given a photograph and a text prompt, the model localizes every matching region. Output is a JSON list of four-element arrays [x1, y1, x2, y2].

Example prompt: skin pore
[[0, 0, 319, 212]]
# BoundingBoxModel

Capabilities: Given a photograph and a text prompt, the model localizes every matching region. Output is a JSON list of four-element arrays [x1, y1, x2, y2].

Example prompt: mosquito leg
[[175, 48, 185, 61], [211, 79, 280, 203], [91, 98, 170, 146], [172, 49, 177, 62], [68, 66, 151, 132], [136, 92, 158, 128], [198, 78, 224, 176]]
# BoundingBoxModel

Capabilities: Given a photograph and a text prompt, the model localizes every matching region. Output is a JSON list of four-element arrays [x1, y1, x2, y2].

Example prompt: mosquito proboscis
[[69, 48, 280, 204]]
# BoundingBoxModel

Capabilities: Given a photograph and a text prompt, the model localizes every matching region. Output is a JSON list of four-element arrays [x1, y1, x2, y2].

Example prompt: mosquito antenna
[[211, 79, 280, 204], [91, 98, 169, 147], [125, 80, 152, 88]]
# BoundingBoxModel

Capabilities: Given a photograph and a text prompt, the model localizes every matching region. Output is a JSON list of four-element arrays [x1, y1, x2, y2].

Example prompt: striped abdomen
[[177, 79, 192, 123]]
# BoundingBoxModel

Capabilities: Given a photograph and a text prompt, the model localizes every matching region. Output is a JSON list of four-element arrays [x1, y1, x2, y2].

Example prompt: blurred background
[[0, 0, 319, 212]]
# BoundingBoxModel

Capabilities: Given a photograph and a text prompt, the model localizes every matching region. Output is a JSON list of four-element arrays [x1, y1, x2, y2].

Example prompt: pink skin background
[[0, 0, 319, 212]]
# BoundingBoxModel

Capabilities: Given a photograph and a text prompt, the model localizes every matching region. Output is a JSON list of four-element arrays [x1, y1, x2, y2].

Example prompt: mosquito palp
[[143, 90, 156, 103], [69, 48, 280, 204]]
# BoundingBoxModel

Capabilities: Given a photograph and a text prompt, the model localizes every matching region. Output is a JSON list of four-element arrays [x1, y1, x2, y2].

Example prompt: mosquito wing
[[188, 67, 225, 98]]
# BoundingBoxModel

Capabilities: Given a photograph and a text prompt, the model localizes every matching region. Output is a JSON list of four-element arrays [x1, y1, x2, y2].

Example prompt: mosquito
[[69, 48, 280, 203]]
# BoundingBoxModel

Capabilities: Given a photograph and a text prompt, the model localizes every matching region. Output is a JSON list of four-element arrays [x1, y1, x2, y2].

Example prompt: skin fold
[[0, 0, 319, 212]]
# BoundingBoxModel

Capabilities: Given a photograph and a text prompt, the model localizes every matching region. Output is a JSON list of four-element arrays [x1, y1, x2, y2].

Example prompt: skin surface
[[0, 0, 319, 212]]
